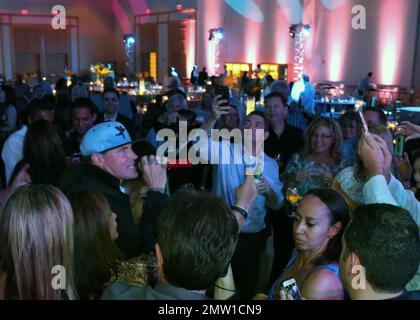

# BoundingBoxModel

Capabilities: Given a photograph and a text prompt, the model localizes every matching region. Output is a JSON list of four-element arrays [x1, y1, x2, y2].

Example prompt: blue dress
[[268, 250, 340, 300]]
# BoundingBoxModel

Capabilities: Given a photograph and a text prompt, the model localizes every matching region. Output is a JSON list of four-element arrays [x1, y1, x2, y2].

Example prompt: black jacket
[[97, 112, 137, 140], [264, 124, 304, 173], [60, 164, 168, 258]]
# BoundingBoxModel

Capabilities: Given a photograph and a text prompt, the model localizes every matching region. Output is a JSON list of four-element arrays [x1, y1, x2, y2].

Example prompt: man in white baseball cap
[[63, 121, 168, 258]]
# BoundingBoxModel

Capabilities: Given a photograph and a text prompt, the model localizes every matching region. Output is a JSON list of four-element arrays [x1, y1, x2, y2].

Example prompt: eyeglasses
[[310, 133, 333, 140]]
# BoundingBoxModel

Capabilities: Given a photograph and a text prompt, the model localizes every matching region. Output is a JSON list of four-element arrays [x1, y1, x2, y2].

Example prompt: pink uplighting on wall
[[378, 0, 403, 85], [203, 0, 222, 74], [186, 20, 196, 78], [20, 9, 29, 15], [274, 7, 290, 64], [244, 19, 261, 69], [329, 45, 341, 81], [208, 40, 216, 75], [195, 0, 418, 88], [381, 43, 397, 85], [112, 0, 131, 34], [128, 0, 148, 15], [326, 5, 350, 82]]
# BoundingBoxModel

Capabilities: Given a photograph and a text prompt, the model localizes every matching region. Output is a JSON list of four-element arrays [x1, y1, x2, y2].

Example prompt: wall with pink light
[[197, 0, 293, 76], [113, 0, 196, 77], [322, 0, 419, 88], [0, 0, 119, 74], [2, 0, 418, 89], [197, 0, 419, 89]]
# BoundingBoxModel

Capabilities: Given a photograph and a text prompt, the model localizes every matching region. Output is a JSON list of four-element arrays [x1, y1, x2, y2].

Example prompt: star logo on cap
[[115, 125, 126, 139]]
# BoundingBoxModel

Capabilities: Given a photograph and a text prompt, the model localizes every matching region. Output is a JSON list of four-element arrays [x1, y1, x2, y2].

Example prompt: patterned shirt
[[335, 166, 366, 204], [284, 153, 348, 196]]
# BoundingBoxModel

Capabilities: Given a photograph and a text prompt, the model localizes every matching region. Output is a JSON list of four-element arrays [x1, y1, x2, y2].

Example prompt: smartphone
[[280, 278, 303, 300], [358, 110, 369, 133], [394, 134, 405, 157], [215, 85, 230, 105]]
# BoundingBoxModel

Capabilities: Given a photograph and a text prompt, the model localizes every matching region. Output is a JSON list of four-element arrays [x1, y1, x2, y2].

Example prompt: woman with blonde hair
[[283, 116, 347, 197], [0, 185, 77, 299]]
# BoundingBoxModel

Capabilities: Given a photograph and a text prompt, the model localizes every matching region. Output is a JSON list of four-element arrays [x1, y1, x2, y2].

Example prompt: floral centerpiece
[[90, 63, 113, 82]]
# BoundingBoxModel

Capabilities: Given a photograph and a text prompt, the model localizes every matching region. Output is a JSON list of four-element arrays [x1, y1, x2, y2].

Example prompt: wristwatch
[[231, 205, 248, 220]]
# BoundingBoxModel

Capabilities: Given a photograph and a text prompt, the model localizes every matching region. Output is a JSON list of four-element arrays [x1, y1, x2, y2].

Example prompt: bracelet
[[231, 205, 248, 220]]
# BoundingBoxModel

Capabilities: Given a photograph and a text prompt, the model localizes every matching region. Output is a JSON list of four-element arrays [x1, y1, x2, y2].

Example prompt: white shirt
[[363, 175, 420, 225], [191, 135, 284, 233], [2, 125, 27, 185], [300, 82, 316, 115]]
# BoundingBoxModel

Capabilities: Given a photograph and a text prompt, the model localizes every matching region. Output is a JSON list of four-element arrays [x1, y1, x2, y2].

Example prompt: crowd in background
[[0, 68, 418, 301]]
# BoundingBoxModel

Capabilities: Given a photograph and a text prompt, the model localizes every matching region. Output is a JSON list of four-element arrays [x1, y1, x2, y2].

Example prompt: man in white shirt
[[299, 74, 315, 116], [2, 98, 54, 185], [189, 102, 284, 299]]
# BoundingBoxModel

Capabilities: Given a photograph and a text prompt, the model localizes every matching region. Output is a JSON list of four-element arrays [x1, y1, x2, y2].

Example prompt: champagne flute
[[285, 187, 300, 218]]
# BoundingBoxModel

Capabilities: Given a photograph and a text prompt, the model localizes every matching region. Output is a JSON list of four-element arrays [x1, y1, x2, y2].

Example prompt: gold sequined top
[[108, 253, 157, 287]]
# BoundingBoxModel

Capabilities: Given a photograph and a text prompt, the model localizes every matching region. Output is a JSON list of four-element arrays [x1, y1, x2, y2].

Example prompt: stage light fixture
[[289, 26, 295, 38], [208, 28, 224, 41], [215, 29, 224, 40], [123, 34, 136, 47], [302, 24, 311, 37]]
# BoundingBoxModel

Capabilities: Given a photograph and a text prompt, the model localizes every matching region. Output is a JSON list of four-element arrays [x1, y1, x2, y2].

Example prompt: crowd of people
[[0, 69, 418, 301]]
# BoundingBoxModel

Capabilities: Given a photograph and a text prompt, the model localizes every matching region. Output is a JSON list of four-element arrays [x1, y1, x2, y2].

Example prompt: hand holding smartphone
[[279, 278, 303, 300], [393, 134, 405, 158], [212, 94, 231, 119], [214, 85, 230, 106]]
